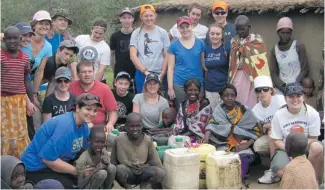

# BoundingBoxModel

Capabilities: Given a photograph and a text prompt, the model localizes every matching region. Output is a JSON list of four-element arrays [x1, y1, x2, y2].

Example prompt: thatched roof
[[131, 0, 324, 15]]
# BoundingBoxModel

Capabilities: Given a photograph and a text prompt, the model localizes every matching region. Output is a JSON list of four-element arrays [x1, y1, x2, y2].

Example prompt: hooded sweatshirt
[[1, 155, 29, 189]]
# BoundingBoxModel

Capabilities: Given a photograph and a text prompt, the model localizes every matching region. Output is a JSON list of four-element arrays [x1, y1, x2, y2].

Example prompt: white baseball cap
[[33, 10, 52, 22], [254, 76, 273, 89]]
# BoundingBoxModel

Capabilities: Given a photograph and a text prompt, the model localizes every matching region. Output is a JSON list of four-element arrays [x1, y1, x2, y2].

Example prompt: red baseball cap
[[177, 16, 192, 26]]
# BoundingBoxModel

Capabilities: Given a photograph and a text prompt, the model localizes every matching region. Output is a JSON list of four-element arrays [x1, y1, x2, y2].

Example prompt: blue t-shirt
[[205, 44, 230, 92], [21, 41, 52, 75], [168, 38, 205, 85], [46, 33, 64, 55], [21, 112, 89, 171], [224, 23, 237, 49]]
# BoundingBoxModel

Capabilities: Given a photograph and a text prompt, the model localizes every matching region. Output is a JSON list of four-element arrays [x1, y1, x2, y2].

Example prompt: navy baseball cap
[[120, 7, 134, 17], [285, 82, 304, 96], [15, 22, 34, 35], [145, 73, 160, 84]]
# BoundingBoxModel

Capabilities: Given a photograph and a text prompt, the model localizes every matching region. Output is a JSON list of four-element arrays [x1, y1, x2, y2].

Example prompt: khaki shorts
[[253, 135, 269, 153], [271, 141, 324, 173]]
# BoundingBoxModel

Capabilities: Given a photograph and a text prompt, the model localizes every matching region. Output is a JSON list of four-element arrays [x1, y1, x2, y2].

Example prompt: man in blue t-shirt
[[21, 93, 102, 189]]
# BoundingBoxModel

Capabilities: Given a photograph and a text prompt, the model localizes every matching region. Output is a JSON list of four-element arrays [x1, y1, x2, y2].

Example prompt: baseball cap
[[33, 10, 52, 22], [212, 1, 229, 11], [55, 67, 71, 80], [254, 76, 273, 89], [120, 7, 134, 17], [15, 22, 34, 35], [59, 40, 79, 54], [76, 93, 102, 107], [51, 8, 73, 25], [140, 4, 156, 15], [177, 16, 192, 26], [145, 73, 160, 84], [115, 71, 131, 81], [284, 82, 304, 96]]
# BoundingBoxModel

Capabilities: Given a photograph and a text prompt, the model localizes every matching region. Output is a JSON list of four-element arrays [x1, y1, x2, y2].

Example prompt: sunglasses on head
[[214, 11, 227, 15], [84, 93, 100, 102], [56, 78, 70, 84], [255, 87, 270, 93]]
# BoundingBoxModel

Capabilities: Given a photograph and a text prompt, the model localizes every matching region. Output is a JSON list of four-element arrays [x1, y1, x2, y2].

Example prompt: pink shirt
[[69, 81, 117, 124]]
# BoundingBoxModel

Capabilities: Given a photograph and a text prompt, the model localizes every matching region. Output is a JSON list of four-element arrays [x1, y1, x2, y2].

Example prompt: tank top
[[275, 40, 301, 84]]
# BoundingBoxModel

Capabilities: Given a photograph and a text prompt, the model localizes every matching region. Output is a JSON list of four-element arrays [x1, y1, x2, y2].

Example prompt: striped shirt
[[1, 49, 30, 95]]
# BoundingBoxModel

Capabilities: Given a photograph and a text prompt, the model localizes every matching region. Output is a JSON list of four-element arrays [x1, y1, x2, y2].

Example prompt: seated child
[[75, 125, 116, 189], [280, 132, 318, 189], [1, 155, 33, 189], [111, 113, 165, 189], [158, 107, 177, 128], [302, 77, 317, 109]]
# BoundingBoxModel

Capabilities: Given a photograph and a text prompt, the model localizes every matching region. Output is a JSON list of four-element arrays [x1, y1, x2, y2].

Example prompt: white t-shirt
[[271, 104, 321, 141], [75, 35, 110, 80], [252, 95, 286, 123], [169, 23, 208, 40]]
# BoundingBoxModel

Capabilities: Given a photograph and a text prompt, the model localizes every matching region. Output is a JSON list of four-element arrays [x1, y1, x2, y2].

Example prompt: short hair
[[76, 60, 94, 73], [234, 15, 251, 26], [184, 78, 201, 92], [92, 18, 107, 31], [220, 84, 237, 96], [89, 124, 105, 139], [30, 20, 52, 32], [188, 3, 203, 14], [285, 132, 308, 158]]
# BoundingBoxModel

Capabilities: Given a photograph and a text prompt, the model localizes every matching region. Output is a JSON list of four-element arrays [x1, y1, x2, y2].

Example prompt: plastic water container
[[156, 145, 176, 161], [163, 148, 201, 189], [168, 135, 191, 147], [106, 129, 119, 152], [190, 143, 216, 189], [206, 151, 242, 189], [39, 83, 48, 102], [175, 137, 184, 148]]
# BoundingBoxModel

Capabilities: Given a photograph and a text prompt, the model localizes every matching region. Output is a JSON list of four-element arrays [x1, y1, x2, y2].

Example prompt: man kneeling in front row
[[111, 112, 165, 189]]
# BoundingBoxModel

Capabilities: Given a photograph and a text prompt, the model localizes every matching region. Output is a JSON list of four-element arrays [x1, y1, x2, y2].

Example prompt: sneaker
[[257, 169, 281, 184]]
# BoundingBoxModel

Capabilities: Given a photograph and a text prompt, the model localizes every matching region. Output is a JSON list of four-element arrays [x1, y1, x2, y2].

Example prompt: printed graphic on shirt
[[144, 33, 158, 57], [72, 137, 84, 154], [119, 40, 130, 52], [206, 52, 221, 62], [117, 101, 127, 119], [262, 115, 274, 123], [53, 105, 69, 116], [79, 46, 98, 61], [283, 121, 307, 134]]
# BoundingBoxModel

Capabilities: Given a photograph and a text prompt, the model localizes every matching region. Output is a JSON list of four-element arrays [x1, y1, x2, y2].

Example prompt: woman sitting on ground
[[174, 78, 212, 143], [204, 84, 262, 180]]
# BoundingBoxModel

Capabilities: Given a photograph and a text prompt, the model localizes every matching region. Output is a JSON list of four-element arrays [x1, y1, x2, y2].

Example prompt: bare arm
[[130, 46, 148, 75], [45, 79, 56, 97], [132, 103, 140, 113], [296, 42, 309, 82], [167, 53, 176, 100], [69, 61, 79, 81], [42, 113, 52, 123], [110, 50, 115, 73], [272, 139, 285, 151], [95, 64, 107, 81], [269, 47, 286, 92], [160, 49, 168, 79], [33, 57, 48, 95], [106, 110, 118, 132], [42, 158, 77, 176]]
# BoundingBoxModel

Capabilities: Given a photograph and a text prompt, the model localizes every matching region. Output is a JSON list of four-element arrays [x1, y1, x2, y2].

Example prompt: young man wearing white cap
[[42, 67, 76, 123], [252, 75, 285, 184]]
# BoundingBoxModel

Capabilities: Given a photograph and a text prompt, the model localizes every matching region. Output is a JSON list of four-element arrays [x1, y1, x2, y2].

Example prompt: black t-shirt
[[112, 89, 134, 124], [42, 92, 76, 117], [109, 30, 136, 78], [43, 54, 67, 82]]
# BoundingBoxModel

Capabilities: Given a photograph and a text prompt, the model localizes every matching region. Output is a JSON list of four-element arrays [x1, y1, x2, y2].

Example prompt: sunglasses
[[56, 79, 70, 84], [84, 93, 100, 102], [214, 11, 227, 15], [255, 87, 270, 93]]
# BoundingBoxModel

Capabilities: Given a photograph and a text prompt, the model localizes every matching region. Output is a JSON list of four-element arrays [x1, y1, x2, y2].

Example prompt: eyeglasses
[[214, 11, 227, 15], [255, 87, 270, 93], [56, 79, 70, 84]]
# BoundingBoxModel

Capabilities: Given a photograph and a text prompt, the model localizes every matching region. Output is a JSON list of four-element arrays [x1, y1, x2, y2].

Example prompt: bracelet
[[142, 68, 148, 74], [33, 92, 39, 96]]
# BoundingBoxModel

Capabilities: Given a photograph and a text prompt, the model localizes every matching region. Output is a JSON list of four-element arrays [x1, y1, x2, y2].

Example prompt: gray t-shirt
[[133, 93, 169, 129], [129, 26, 170, 73]]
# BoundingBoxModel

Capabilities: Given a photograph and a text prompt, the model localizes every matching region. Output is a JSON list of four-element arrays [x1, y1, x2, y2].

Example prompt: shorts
[[271, 141, 324, 173], [253, 135, 269, 153]]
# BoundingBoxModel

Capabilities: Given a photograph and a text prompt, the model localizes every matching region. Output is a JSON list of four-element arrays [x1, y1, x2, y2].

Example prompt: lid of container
[[175, 136, 183, 142], [112, 129, 119, 134]]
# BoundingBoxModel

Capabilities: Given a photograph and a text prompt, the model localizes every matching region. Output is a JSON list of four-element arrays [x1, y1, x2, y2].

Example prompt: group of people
[[1, 0, 324, 189]]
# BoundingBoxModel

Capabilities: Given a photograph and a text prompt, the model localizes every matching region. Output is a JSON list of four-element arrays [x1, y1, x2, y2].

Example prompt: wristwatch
[[142, 68, 148, 74]]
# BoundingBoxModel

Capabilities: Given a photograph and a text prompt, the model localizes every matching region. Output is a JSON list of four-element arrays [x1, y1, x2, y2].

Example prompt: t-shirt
[[109, 30, 136, 78], [112, 89, 134, 124], [270, 104, 321, 141], [224, 23, 237, 48], [75, 35, 110, 80], [129, 26, 170, 73], [168, 38, 205, 85], [110, 133, 163, 174], [170, 23, 208, 41], [45, 33, 65, 55], [43, 54, 77, 82], [21, 41, 52, 76], [69, 81, 118, 124], [204, 44, 230, 92], [252, 95, 286, 123], [21, 112, 90, 171], [1, 49, 30, 95], [42, 93, 76, 117], [132, 94, 169, 129]]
